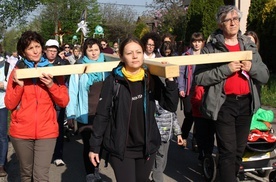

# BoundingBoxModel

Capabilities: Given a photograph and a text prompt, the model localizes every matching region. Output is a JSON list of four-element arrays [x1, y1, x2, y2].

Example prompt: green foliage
[[185, 0, 224, 45], [184, 0, 204, 44], [39, 0, 102, 45], [261, 74, 276, 107], [246, 0, 267, 32], [2, 28, 20, 53], [134, 22, 150, 39], [247, 0, 276, 72], [202, 0, 224, 39], [0, 0, 40, 29]]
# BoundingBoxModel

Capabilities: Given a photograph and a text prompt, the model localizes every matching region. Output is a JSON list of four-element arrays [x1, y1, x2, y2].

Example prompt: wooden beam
[[16, 51, 252, 79], [145, 51, 252, 65]]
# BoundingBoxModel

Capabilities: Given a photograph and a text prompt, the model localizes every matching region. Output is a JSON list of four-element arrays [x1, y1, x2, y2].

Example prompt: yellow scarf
[[122, 67, 145, 82]]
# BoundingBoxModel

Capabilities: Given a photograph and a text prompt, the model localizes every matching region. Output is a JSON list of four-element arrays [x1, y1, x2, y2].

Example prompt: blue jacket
[[66, 53, 107, 124]]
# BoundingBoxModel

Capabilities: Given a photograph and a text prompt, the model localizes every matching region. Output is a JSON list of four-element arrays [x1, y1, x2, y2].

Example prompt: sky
[[98, 0, 153, 15]]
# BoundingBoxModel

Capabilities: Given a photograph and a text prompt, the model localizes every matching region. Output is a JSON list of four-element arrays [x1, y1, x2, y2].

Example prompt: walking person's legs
[[33, 138, 56, 182], [136, 153, 156, 182], [0, 108, 8, 176], [181, 95, 194, 148], [78, 120, 95, 175], [53, 108, 66, 166], [10, 137, 35, 182], [216, 96, 251, 182], [151, 142, 170, 182]]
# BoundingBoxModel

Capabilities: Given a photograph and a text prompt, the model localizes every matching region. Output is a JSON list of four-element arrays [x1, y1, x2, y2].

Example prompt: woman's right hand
[[13, 70, 24, 87], [179, 91, 185, 97], [89, 152, 100, 167]]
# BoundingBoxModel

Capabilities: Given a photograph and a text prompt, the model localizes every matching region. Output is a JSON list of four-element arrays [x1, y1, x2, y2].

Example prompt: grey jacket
[[194, 29, 269, 120], [155, 101, 182, 142]]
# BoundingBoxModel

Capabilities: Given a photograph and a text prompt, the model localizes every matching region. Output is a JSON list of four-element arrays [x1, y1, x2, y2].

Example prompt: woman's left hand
[[39, 73, 54, 88]]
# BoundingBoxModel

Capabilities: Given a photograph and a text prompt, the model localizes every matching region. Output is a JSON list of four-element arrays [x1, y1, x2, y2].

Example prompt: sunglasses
[[65, 46, 70, 48]]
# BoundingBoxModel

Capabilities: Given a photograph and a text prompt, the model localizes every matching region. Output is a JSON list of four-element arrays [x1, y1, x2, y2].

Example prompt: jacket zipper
[[123, 79, 132, 159], [143, 75, 150, 160], [34, 82, 38, 139]]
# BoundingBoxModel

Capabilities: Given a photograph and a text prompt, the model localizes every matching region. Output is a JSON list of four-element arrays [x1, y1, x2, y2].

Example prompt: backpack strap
[[112, 79, 120, 107], [4, 61, 10, 81], [16, 59, 28, 69]]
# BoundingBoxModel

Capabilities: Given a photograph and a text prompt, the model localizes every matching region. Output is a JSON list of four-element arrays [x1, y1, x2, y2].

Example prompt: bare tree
[[100, 4, 137, 42]]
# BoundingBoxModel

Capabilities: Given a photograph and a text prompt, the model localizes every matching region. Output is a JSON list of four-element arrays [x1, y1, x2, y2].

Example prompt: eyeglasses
[[47, 50, 57, 53], [147, 44, 155, 47], [64, 46, 70, 48], [222, 17, 240, 24]]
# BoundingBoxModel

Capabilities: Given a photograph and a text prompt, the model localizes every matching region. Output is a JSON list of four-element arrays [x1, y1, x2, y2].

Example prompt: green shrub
[[261, 74, 276, 107]]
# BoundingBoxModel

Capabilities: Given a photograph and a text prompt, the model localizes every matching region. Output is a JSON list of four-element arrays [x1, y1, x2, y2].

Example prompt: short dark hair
[[119, 36, 145, 58], [17, 31, 44, 58], [160, 41, 174, 57], [190, 32, 204, 46], [82, 37, 102, 56]]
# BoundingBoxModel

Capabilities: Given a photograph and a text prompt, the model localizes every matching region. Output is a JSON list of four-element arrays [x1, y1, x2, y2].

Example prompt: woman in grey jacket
[[194, 5, 269, 182]]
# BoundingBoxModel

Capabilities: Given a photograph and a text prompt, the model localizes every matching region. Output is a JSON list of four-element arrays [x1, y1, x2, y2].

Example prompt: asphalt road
[[1, 105, 276, 182]]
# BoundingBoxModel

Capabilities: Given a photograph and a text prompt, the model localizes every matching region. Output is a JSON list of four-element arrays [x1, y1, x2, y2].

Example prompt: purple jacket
[[177, 48, 196, 95]]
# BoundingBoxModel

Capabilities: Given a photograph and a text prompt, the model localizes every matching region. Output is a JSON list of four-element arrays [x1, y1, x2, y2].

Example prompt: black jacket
[[90, 64, 178, 160]]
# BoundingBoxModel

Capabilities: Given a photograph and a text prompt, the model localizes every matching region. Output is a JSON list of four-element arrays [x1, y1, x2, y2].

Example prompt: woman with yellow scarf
[[89, 36, 178, 182]]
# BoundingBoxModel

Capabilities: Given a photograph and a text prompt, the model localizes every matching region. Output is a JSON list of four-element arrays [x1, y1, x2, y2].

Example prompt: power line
[[98, 2, 151, 8]]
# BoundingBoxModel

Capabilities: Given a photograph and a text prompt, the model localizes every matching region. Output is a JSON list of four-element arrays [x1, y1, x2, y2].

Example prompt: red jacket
[[5, 69, 69, 139]]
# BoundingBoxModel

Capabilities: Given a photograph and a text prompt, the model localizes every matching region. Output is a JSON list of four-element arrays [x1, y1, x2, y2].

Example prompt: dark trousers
[[53, 108, 65, 160], [216, 95, 252, 182], [110, 153, 156, 182], [180, 95, 194, 139], [0, 108, 8, 166], [77, 117, 95, 175], [194, 117, 215, 161]]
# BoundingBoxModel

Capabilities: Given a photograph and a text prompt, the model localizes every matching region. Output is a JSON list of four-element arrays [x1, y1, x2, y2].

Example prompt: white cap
[[45, 39, 59, 48]]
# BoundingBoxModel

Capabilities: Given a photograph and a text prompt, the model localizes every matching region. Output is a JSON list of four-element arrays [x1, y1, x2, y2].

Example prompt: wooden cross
[[16, 51, 252, 79], [54, 21, 71, 45]]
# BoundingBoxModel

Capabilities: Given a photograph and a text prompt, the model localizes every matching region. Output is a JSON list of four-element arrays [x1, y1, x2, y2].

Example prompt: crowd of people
[[0, 5, 269, 182]]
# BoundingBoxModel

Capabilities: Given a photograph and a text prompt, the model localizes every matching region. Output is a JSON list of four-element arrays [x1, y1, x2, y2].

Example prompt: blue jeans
[[0, 108, 8, 166]]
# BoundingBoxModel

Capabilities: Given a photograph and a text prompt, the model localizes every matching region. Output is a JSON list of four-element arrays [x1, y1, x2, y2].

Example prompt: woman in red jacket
[[4, 31, 69, 182]]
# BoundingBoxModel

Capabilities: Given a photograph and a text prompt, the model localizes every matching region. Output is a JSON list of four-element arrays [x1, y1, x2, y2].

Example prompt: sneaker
[[0, 166, 7, 177], [86, 173, 102, 182], [53, 159, 65, 166]]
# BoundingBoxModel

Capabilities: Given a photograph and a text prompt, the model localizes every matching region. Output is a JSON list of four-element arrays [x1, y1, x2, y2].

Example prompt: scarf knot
[[82, 53, 105, 90]]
